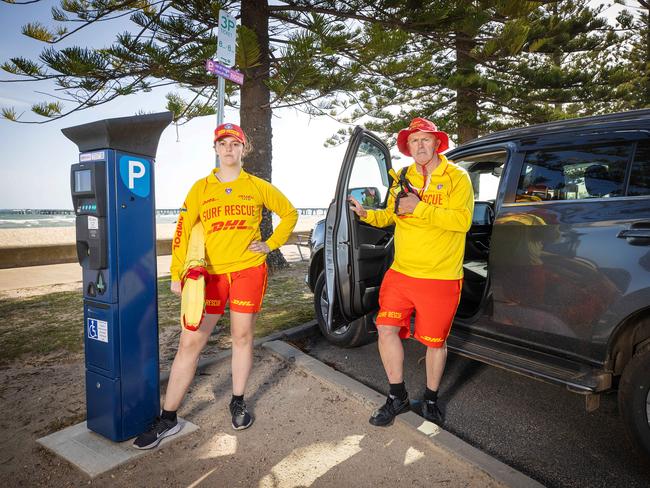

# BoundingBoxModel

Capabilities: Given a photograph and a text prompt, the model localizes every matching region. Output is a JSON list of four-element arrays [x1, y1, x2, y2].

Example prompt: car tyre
[[618, 348, 650, 461], [314, 271, 375, 348]]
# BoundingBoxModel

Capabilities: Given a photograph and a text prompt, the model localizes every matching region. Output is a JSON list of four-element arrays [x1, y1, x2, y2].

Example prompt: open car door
[[324, 127, 394, 333]]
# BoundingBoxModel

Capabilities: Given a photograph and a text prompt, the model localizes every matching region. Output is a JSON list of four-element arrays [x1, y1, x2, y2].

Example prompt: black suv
[[306, 109, 650, 458]]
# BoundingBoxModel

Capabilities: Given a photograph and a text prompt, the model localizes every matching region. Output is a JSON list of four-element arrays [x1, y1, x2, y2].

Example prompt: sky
[[0, 1, 360, 210]]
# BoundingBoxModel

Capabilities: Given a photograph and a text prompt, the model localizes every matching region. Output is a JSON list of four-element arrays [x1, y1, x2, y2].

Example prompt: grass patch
[[0, 290, 85, 364], [0, 260, 314, 365], [255, 264, 314, 337]]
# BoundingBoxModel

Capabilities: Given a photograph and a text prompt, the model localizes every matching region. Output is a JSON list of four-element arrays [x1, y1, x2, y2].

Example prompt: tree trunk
[[455, 31, 479, 144], [639, 2, 650, 108], [551, 2, 563, 113], [240, 0, 288, 271]]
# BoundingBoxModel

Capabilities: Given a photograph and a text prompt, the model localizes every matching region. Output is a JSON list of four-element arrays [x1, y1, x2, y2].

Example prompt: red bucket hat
[[214, 123, 246, 144], [396, 117, 449, 156]]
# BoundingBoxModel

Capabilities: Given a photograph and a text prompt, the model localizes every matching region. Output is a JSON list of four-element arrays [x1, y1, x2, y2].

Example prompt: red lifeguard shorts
[[377, 269, 462, 348], [204, 262, 268, 315]]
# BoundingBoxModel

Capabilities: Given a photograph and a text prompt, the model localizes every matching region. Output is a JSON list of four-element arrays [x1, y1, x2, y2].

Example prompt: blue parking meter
[[63, 112, 172, 442]]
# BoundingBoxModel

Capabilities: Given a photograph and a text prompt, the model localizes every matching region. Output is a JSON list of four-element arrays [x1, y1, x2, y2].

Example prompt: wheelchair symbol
[[87, 319, 98, 340]]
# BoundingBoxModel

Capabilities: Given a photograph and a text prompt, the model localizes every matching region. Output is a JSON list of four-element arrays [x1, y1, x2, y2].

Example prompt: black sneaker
[[369, 394, 410, 427], [422, 399, 444, 425], [230, 398, 253, 430], [132, 416, 181, 450]]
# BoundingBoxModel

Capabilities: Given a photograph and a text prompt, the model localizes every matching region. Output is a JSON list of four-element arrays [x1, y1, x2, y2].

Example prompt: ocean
[[0, 210, 180, 229], [0, 209, 326, 230]]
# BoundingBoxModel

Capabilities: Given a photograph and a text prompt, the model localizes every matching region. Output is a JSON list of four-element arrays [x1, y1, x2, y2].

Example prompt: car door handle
[[617, 229, 650, 239], [617, 222, 650, 241]]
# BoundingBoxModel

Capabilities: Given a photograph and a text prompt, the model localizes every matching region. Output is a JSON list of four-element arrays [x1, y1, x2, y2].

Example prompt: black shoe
[[230, 398, 253, 430], [369, 394, 410, 427], [422, 399, 444, 425], [132, 416, 181, 450]]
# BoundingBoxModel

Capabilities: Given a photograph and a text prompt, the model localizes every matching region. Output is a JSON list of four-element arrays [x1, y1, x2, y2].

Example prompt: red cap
[[396, 117, 449, 156], [214, 123, 246, 144]]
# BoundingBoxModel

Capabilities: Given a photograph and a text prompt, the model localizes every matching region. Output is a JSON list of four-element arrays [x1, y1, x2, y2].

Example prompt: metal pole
[[215, 76, 225, 167]]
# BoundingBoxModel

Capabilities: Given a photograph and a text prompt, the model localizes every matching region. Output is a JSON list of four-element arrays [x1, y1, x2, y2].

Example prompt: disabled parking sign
[[87, 318, 108, 343]]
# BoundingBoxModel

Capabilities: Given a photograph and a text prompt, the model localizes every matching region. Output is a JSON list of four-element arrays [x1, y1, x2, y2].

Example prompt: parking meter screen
[[74, 169, 91, 193], [75, 169, 92, 193]]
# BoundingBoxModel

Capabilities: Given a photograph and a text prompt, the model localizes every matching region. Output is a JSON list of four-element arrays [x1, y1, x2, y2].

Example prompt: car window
[[515, 143, 631, 202], [348, 138, 390, 209], [628, 140, 650, 197], [455, 150, 507, 201]]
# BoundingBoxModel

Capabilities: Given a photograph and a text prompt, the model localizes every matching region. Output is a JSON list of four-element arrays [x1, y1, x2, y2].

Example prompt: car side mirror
[[473, 202, 494, 226]]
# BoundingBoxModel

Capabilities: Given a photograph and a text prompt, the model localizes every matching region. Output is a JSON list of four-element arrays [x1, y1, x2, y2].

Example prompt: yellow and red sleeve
[[170, 179, 204, 281]]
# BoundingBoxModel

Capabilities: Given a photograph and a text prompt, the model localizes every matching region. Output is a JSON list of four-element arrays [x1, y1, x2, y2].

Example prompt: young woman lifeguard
[[134, 123, 297, 449]]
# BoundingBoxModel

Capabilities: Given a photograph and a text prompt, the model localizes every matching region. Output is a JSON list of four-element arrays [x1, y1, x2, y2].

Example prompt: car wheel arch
[[308, 248, 324, 292], [608, 310, 650, 376], [313, 270, 375, 348], [618, 348, 650, 460]]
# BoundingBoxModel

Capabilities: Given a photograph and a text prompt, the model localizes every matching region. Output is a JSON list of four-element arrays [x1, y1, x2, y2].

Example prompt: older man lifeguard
[[349, 118, 474, 426]]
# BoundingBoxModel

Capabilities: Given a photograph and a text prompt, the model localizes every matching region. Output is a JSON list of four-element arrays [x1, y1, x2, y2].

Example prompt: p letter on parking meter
[[63, 112, 173, 442]]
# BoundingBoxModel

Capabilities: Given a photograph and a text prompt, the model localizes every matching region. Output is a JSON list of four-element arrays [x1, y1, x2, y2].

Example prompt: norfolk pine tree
[[315, 0, 631, 146], [607, 1, 650, 110]]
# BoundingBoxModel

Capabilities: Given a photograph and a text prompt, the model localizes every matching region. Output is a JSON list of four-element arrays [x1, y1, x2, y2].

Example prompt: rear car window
[[516, 143, 631, 202]]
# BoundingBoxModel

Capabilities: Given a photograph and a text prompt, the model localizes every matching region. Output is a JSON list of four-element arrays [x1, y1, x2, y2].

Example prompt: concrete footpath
[[0, 245, 306, 294]]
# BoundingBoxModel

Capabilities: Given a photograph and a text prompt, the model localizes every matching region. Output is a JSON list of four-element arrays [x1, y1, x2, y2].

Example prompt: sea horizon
[[0, 208, 326, 229]]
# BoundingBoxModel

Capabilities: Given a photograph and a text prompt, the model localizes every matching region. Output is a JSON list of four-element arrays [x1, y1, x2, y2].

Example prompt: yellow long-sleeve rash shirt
[[170, 169, 298, 281], [361, 155, 474, 280]]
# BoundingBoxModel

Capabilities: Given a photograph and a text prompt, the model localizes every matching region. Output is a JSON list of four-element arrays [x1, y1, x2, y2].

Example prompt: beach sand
[[0, 215, 323, 248]]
